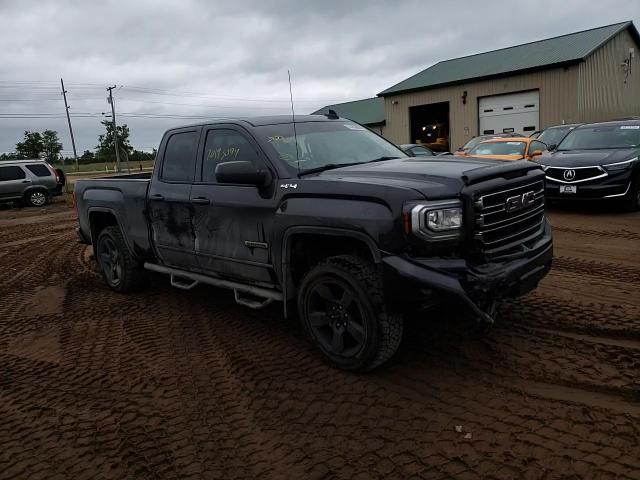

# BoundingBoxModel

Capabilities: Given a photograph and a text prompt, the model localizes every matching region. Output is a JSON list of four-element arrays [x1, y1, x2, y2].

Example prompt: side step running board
[[170, 274, 198, 290], [234, 290, 274, 310], [144, 263, 282, 308]]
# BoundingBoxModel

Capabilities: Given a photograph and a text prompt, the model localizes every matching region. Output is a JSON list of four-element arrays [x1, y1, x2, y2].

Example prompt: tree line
[[0, 121, 156, 168]]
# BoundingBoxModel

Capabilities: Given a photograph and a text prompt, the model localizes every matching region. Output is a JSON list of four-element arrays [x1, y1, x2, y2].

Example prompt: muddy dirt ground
[[1, 199, 639, 479]]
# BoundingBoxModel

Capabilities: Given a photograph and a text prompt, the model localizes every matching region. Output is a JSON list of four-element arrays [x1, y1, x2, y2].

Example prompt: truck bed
[[75, 176, 152, 259]]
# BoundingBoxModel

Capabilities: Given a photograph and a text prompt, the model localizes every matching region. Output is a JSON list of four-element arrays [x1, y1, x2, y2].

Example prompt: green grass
[[57, 159, 155, 174]]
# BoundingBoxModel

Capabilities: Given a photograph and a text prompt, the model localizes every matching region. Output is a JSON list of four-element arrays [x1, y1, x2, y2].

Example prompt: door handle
[[191, 197, 210, 205], [21, 180, 31, 183], [150, 194, 165, 201]]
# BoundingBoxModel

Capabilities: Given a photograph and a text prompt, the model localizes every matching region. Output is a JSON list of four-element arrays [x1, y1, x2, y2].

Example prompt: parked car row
[[441, 118, 639, 211]]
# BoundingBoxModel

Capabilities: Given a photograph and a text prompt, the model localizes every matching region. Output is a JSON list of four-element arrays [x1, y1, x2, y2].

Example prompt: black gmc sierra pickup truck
[[75, 114, 553, 371]]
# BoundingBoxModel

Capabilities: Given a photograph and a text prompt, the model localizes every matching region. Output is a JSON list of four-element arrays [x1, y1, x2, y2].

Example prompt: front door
[[190, 126, 277, 285], [147, 127, 200, 269]]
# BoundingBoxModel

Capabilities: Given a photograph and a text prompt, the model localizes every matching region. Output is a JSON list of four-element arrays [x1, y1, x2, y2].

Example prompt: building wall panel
[[578, 29, 640, 122]]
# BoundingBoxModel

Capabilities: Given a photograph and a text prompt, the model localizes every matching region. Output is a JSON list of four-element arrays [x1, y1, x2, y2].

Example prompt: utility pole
[[107, 85, 121, 173], [60, 78, 79, 172]]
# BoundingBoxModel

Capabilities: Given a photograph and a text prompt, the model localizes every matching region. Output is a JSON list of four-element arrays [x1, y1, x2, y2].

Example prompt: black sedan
[[537, 120, 640, 211]]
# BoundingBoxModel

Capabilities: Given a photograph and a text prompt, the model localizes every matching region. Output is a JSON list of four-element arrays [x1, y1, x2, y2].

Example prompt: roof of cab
[[172, 114, 341, 131]]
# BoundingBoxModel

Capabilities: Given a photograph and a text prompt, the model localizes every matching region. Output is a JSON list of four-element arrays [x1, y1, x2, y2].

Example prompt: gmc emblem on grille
[[505, 191, 536, 212]]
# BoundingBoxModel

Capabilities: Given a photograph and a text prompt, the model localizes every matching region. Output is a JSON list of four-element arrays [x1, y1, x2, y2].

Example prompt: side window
[[26, 164, 52, 177], [202, 129, 263, 183], [529, 140, 547, 154], [161, 131, 197, 182], [0, 166, 26, 181]]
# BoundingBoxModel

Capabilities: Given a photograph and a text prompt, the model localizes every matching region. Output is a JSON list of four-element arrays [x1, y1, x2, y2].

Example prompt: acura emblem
[[563, 169, 576, 181], [505, 191, 536, 212]]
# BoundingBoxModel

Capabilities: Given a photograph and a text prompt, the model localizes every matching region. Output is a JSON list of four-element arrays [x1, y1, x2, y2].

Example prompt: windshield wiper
[[367, 155, 400, 162], [299, 162, 364, 176], [299, 156, 400, 176]]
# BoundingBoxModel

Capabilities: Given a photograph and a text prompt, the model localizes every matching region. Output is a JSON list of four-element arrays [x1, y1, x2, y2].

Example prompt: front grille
[[474, 179, 545, 259], [545, 166, 607, 183]]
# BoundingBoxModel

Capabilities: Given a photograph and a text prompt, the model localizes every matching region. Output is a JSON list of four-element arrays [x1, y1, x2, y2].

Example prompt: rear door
[[190, 125, 277, 285], [147, 127, 200, 269], [0, 165, 30, 200]]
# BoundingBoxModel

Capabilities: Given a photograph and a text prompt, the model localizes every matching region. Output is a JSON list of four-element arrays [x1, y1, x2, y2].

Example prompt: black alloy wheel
[[305, 277, 367, 358], [298, 255, 403, 371], [98, 235, 123, 288]]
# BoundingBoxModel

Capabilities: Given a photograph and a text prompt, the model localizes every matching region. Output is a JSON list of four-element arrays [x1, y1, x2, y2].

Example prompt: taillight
[[46, 163, 59, 183]]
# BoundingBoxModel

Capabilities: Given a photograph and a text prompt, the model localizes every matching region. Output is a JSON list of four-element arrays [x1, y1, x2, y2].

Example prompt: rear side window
[[202, 129, 262, 183], [26, 164, 52, 177], [0, 166, 26, 181], [161, 131, 197, 182]]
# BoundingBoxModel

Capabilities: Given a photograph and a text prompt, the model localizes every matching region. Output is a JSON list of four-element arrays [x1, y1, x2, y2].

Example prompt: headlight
[[410, 200, 462, 241], [426, 208, 463, 231], [602, 157, 638, 172]]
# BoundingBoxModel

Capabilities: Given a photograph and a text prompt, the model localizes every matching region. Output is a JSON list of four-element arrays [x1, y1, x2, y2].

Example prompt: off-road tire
[[96, 226, 147, 293], [298, 254, 403, 372], [25, 189, 48, 207]]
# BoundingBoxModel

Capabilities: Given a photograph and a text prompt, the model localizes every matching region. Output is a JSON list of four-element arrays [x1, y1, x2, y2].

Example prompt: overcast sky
[[1, 0, 638, 155]]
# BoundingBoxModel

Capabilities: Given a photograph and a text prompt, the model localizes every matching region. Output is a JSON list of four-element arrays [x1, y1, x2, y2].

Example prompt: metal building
[[311, 97, 386, 135], [379, 21, 640, 152]]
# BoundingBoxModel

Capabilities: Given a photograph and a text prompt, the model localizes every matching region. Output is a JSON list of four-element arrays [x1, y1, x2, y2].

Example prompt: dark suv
[[0, 159, 62, 206], [538, 120, 640, 210]]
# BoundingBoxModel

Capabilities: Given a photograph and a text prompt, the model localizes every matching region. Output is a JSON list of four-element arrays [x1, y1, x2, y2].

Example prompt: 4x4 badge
[[280, 183, 298, 189]]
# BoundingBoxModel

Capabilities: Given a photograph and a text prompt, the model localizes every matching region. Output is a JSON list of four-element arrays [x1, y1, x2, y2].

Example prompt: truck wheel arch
[[88, 208, 136, 258], [280, 227, 382, 311]]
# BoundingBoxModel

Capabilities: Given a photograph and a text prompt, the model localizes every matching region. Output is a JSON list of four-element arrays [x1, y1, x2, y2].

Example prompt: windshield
[[469, 141, 526, 156], [538, 127, 572, 146], [411, 146, 434, 157], [461, 136, 488, 151], [558, 124, 640, 150], [257, 121, 406, 173]]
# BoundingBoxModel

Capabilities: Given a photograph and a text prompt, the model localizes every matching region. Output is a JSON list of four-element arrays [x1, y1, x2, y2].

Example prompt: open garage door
[[479, 91, 539, 136], [409, 101, 450, 152]]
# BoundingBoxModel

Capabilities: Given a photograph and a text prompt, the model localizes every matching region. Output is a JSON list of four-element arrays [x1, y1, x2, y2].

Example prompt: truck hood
[[306, 156, 518, 198], [539, 148, 639, 167]]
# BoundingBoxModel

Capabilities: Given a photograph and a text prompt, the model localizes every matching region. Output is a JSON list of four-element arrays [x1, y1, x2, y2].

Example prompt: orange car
[[466, 137, 547, 161]]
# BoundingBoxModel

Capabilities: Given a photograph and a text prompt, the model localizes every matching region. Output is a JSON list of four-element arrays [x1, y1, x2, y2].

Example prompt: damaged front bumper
[[382, 227, 553, 325]]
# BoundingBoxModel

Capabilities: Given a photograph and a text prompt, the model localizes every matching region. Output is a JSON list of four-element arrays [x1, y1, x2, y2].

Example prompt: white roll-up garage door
[[479, 90, 539, 136]]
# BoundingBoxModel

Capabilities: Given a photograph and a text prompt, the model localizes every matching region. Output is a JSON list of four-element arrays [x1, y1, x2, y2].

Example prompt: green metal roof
[[311, 97, 385, 125], [379, 21, 639, 96]]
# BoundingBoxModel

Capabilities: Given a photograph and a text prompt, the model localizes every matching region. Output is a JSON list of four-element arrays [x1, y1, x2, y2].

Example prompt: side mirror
[[547, 144, 557, 151], [215, 161, 271, 186]]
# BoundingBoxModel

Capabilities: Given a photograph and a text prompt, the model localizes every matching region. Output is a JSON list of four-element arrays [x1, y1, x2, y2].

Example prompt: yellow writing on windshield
[[207, 147, 240, 162]]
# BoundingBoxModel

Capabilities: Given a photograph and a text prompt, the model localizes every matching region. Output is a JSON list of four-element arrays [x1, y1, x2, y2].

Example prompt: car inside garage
[[409, 101, 450, 152], [478, 90, 539, 136]]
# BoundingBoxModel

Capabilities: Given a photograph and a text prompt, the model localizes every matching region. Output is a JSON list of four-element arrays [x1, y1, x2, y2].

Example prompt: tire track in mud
[[553, 255, 640, 284], [501, 294, 640, 339], [553, 225, 640, 241], [2, 203, 640, 479]]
